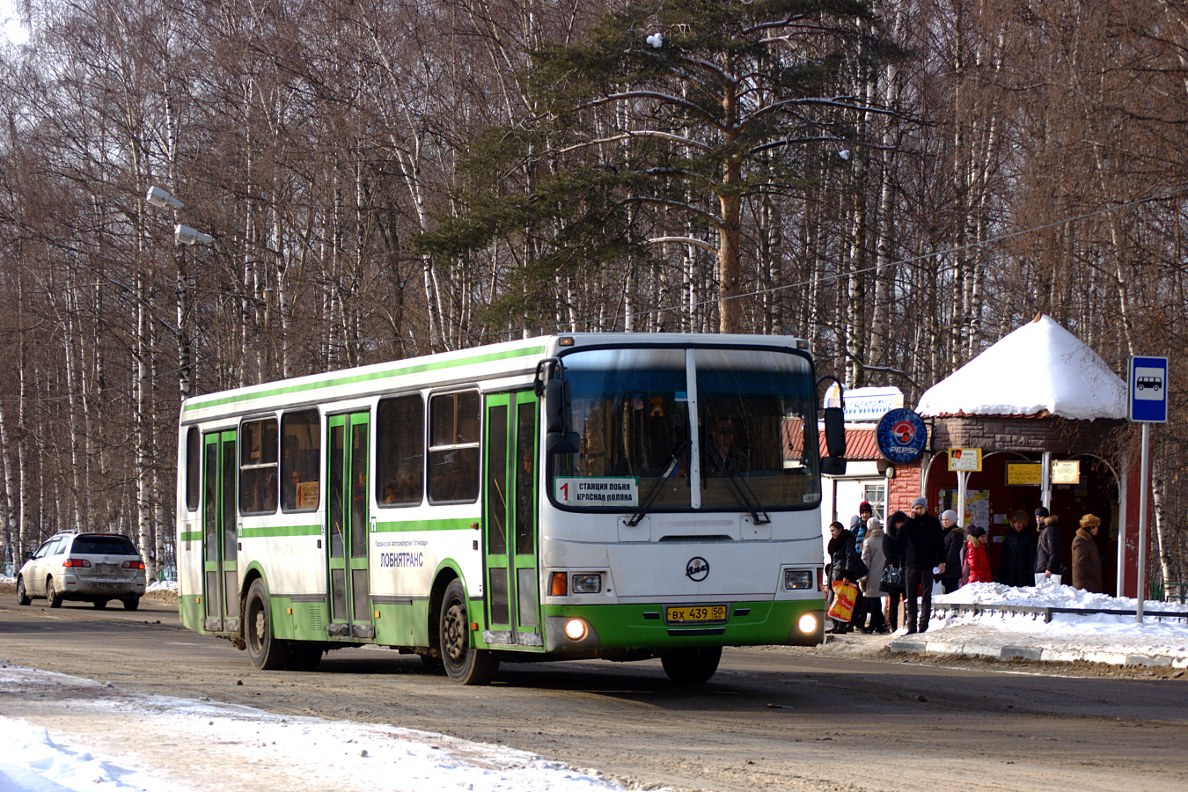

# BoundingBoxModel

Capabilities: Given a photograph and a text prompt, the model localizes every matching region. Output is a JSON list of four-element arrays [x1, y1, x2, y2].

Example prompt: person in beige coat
[[1071, 514, 1104, 593]]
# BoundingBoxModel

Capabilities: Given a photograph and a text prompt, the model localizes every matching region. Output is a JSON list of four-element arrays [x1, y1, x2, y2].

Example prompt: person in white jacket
[[860, 516, 889, 633]]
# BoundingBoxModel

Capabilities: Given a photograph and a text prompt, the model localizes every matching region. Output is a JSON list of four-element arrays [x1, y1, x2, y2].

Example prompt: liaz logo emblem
[[685, 556, 710, 582]]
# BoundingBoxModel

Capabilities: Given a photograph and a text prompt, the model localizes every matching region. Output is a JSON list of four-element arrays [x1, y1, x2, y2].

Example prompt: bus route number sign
[[554, 477, 639, 507]]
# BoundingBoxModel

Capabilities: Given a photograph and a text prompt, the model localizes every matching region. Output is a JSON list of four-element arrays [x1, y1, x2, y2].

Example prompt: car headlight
[[571, 573, 602, 594], [783, 568, 814, 591]]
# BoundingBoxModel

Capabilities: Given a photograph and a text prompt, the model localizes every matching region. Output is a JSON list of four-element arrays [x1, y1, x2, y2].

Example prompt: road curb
[[888, 636, 1188, 668]]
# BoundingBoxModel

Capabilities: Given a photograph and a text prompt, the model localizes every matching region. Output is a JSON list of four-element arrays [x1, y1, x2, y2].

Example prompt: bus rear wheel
[[438, 579, 498, 685], [244, 578, 290, 670], [661, 646, 722, 684]]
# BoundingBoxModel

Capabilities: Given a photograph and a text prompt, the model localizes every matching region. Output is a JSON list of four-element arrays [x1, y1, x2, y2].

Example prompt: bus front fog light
[[571, 573, 602, 594], [784, 569, 813, 590], [564, 618, 589, 641], [798, 613, 819, 635]]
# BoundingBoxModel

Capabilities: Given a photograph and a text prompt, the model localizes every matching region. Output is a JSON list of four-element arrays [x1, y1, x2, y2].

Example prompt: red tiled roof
[[783, 424, 882, 461]]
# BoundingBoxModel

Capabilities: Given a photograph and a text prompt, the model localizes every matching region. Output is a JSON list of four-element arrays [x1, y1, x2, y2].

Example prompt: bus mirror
[[547, 430, 580, 455], [821, 455, 847, 476], [822, 406, 846, 475], [545, 377, 569, 434]]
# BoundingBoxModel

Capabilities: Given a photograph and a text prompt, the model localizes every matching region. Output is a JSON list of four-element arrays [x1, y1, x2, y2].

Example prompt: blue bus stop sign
[[1128, 356, 1168, 423]]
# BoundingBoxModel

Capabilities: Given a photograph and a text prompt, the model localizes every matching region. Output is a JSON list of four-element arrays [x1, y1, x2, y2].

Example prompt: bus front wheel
[[661, 646, 722, 684], [244, 578, 290, 670], [438, 579, 498, 685]]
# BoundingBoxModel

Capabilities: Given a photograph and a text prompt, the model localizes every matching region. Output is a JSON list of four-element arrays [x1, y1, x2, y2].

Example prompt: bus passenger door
[[326, 412, 374, 638], [483, 391, 540, 646], [202, 430, 238, 633]]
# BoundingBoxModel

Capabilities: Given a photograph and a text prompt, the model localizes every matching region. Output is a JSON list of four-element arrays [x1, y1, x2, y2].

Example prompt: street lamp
[[145, 185, 211, 400], [145, 185, 185, 210], [175, 224, 213, 245]]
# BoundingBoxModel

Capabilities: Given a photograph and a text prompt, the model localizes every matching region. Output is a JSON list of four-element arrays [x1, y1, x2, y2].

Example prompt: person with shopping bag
[[826, 521, 865, 633]]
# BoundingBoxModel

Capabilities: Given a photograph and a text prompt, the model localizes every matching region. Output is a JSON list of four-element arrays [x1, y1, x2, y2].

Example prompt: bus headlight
[[571, 573, 602, 594], [783, 569, 814, 590], [798, 613, 819, 635], [564, 618, 589, 641]]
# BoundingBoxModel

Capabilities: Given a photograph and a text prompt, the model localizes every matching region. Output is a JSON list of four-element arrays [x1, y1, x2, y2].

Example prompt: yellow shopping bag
[[828, 580, 858, 623]]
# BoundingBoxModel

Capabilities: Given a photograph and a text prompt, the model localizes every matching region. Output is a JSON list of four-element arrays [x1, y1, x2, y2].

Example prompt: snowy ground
[[3, 577, 1187, 790]]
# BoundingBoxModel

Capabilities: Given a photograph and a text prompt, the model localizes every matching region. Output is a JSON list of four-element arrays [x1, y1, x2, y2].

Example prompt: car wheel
[[438, 578, 498, 685], [16, 577, 31, 606], [46, 577, 63, 608], [94, 599, 109, 609], [243, 578, 290, 670], [122, 596, 140, 611]]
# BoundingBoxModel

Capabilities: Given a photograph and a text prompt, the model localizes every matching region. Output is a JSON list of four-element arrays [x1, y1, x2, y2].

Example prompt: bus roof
[[180, 332, 810, 423]]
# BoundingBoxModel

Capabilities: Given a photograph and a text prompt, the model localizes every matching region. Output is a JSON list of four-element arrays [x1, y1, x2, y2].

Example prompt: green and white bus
[[176, 333, 843, 684]]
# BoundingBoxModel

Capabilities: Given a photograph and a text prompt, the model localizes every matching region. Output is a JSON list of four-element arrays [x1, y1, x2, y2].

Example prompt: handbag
[[881, 564, 905, 589]]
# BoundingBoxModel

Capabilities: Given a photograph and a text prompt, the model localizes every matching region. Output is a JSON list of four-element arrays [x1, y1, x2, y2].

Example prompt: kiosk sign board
[[1128, 356, 1168, 423]]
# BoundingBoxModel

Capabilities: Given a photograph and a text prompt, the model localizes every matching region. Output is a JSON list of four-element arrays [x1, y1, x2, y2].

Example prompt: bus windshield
[[553, 346, 821, 513]]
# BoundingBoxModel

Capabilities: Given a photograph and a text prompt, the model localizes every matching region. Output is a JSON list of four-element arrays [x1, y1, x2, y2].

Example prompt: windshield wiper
[[706, 452, 771, 526], [626, 442, 687, 527]]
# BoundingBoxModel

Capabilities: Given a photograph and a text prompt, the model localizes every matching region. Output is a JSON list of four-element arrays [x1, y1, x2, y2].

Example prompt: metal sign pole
[[1136, 422, 1150, 623]]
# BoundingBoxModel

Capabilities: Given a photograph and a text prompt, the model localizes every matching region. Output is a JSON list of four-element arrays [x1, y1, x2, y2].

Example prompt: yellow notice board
[[1006, 462, 1042, 486]]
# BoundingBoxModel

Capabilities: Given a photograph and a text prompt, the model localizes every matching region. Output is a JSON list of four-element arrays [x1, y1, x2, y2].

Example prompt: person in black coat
[[882, 510, 909, 631], [1035, 514, 1063, 584], [898, 497, 946, 634], [940, 509, 965, 593], [997, 510, 1037, 587], [827, 521, 862, 633]]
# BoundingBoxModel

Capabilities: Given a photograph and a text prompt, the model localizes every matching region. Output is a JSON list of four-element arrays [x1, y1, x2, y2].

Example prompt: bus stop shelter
[[907, 314, 1143, 597]]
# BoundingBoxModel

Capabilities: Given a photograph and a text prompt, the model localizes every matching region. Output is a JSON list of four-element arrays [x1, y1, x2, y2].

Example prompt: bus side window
[[376, 394, 424, 507], [240, 417, 279, 515], [428, 390, 479, 504], [281, 409, 321, 512], [185, 427, 201, 511]]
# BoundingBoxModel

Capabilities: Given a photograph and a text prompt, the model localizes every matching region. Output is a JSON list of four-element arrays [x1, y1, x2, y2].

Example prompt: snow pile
[[916, 314, 1127, 419], [925, 582, 1188, 663]]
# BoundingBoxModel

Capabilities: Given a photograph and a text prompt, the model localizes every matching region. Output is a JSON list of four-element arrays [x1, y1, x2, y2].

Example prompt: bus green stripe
[[374, 518, 475, 533], [238, 524, 322, 539], [180, 531, 202, 543], [183, 345, 546, 413]]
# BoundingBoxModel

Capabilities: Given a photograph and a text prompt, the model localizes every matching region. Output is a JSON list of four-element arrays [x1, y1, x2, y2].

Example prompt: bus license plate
[[665, 605, 727, 624]]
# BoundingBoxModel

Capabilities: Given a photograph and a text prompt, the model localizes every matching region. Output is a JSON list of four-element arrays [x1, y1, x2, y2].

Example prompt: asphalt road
[[1, 593, 1186, 791]]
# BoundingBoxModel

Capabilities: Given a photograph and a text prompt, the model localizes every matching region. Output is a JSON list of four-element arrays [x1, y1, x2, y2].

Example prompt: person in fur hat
[[1071, 514, 1104, 593]]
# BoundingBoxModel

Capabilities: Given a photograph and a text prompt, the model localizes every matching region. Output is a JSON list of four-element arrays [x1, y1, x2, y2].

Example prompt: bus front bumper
[[541, 598, 825, 655]]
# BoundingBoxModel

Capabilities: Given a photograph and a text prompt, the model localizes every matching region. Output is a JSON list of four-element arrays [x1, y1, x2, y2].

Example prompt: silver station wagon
[[16, 532, 147, 610]]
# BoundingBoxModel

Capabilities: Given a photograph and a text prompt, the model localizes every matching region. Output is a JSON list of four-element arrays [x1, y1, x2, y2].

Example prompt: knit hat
[[1034, 506, 1050, 518], [867, 516, 882, 531], [911, 496, 927, 509], [941, 509, 958, 523], [859, 501, 873, 514]]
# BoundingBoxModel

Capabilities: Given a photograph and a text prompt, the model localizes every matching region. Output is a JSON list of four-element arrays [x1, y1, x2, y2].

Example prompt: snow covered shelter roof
[[915, 314, 1127, 420]]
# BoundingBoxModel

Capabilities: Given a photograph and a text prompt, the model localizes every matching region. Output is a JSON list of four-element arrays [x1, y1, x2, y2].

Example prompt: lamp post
[[145, 185, 211, 399]]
